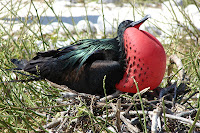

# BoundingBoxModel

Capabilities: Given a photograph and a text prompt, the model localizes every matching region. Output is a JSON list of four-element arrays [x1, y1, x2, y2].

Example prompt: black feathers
[[10, 16, 150, 95], [11, 38, 124, 95], [57, 38, 120, 70]]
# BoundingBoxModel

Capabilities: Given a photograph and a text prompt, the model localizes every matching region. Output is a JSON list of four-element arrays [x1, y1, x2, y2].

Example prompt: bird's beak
[[129, 14, 151, 29]]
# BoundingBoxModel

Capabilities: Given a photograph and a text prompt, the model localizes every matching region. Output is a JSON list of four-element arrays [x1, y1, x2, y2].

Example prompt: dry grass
[[0, 0, 200, 132]]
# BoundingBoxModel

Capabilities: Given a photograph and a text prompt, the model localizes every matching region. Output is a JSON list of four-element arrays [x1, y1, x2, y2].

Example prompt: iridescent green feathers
[[57, 38, 119, 70]]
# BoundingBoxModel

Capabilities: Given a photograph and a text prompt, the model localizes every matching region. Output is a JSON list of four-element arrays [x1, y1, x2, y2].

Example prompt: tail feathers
[[11, 59, 28, 70], [0, 59, 42, 84]]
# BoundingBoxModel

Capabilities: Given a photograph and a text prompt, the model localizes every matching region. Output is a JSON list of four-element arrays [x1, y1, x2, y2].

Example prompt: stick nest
[[39, 55, 200, 132]]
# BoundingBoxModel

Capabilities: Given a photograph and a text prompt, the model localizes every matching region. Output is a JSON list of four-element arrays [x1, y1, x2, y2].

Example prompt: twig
[[56, 108, 71, 132], [47, 80, 100, 99], [60, 92, 78, 98], [168, 54, 185, 82], [90, 96, 95, 115], [176, 109, 197, 117], [96, 102, 131, 108], [44, 118, 62, 129], [151, 107, 162, 133], [164, 113, 200, 127], [120, 114, 140, 133], [99, 90, 122, 102], [116, 99, 121, 132], [103, 109, 200, 128], [46, 79, 77, 93], [128, 110, 200, 128], [124, 104, 133, 115], [133, 87, 150, 99], [56, 117, 68, 132]]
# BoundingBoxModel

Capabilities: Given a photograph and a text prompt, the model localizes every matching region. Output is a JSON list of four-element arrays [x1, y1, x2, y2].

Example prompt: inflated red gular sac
[[116, 15, 166, 93]]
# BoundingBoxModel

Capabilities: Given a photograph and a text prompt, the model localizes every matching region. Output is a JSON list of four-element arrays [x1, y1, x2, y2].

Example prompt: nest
[[38, 55, 200, 132]]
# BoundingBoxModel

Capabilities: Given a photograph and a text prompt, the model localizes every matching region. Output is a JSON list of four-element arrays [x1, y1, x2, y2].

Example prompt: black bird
[[11, 15, 152, 95]]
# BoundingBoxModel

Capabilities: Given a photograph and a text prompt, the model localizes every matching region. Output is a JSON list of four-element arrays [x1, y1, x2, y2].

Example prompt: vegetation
[[0, 0, 200, 132]]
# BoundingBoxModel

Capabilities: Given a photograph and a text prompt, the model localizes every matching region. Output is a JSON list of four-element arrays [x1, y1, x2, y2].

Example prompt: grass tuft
[[0, 0, 200, 132]]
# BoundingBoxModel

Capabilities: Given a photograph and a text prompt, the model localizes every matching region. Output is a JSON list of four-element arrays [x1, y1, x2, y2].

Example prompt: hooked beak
[[129, 14, 151, 29]]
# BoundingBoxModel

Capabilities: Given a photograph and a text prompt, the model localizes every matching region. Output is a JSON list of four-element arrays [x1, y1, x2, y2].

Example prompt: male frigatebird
[[11, 15, 166, 95]]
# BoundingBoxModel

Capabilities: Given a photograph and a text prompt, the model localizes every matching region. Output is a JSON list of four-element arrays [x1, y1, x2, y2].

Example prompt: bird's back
[[14, 38, 124, 95]]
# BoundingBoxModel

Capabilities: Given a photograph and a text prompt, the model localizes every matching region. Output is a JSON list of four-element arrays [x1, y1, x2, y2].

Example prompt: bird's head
[[116, 15, 166, 93], [117, 15, 151, 43]]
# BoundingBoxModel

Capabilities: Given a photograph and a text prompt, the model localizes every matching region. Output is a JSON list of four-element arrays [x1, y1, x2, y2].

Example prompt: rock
[[188, 13, 200, 32], [162, 0, 183, 8], [1, 35, 9, 40], [184, 4, 200, 32], [41, 25, 55, 35], [104, 3, 116, 8], [70, 0, 84, 3], [107, 126, 117, 132], [11, 24, 23, 34], [59, 23, 75, 34], [41, 22, 61, 35], [87, 2, 100, 9], [28, 23, 56, 36], [1, 35, 18, 41], [54, 40, 72, 48], [35, 40, 44, 50], [185, 4, 200, 15], [50, 22, 60, 29], [169, 0, 183, 6], [193, 14, 200, 31], [145, 26, 162, 36], [148, 3, 157, 8], [97, 14, 118, 35], [27, 24, 40, 36], [162, 0, 183, 10], [98, 0, 121, 4], [76, 20, 97, 34]]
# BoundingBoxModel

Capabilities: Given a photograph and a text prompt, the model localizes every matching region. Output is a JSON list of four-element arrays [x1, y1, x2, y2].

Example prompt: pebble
[[35, 40, 45, 50], [145, 26, 162, 36], [185, 4, 200, 15], [169, 0, 183, 6], [107, 126, 117, 132], [189, 13, 200, 32], [1, 35, 9, 40], [98, 0, 120, 4], [59, 23, 75, 35], [184, 4, 200, 31], [54, 40, 72, 48], [76, 20, 97, 34], [41, 25, 55, 35]]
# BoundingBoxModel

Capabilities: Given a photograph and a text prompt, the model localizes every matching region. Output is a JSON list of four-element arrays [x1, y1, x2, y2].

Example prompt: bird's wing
[[23, 38, 118, 75], [56, 38, 119, 70], [58, 60, 124, 95]]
